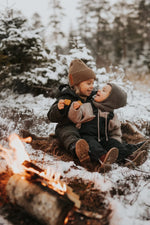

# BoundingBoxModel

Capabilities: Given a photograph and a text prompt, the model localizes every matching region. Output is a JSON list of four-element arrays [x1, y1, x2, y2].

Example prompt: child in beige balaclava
[[68, 83, 148, 172]]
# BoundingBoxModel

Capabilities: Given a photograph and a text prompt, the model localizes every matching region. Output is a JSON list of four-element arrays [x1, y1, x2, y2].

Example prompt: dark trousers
[[56, 124, 80, 152], [81, 135, 137, 163]]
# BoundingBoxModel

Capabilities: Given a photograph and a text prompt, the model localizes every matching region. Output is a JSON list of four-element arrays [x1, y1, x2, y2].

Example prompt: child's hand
[[58, 99, 65, 110], [58, 99, 71, 110], [73, 101, 82, 110]]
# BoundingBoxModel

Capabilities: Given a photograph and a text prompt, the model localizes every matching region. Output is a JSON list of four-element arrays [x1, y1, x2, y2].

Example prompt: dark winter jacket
[[47, 84, 96, 128]]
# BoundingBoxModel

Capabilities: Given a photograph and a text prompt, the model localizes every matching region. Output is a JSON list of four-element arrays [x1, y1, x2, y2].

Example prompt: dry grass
[[125, 73, 150, 92]]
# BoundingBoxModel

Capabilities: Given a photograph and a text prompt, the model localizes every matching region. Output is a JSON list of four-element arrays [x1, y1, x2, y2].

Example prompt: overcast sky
[[0, 0, 81, 32], [0, 0, 119, 33]]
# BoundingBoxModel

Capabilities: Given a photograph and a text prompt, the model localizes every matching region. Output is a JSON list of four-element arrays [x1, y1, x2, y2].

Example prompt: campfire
[[0, 133, 81, 225], [0, 133, 112, 225]]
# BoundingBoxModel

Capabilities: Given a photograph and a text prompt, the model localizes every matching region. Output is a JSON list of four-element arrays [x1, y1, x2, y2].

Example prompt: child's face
[[94, 84, 112, 102], [78, 79, 94, 96]]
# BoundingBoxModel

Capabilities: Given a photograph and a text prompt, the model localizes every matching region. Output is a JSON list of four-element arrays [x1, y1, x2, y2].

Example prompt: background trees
[[0, 0, 149, 95], [76, 0, 150, 73]]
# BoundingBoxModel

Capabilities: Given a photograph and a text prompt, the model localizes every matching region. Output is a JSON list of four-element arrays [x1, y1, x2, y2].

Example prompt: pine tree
[[111, 0, 150, 73], [0, 8, 47, 73], [31, 12, 45, 48], [31, 13, 43, 30], [77, 0, 90, 37], [68, 36, 96, 69], [137, 0, 150, 71], [77, 0, 111, 67], [111, 1, 138, 67], [46, 0, 65, 54]]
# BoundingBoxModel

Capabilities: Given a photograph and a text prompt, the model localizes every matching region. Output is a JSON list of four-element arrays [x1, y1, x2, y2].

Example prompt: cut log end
[[6, 174, 74, 225]]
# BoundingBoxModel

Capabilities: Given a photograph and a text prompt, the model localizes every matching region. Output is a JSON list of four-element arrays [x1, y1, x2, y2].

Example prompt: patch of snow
[[0, 216, 13, 225], [0, 76, 150, 224]]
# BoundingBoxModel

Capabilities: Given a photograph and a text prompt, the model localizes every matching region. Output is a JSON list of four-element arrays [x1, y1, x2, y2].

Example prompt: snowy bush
[[0, 8, 48, 75]]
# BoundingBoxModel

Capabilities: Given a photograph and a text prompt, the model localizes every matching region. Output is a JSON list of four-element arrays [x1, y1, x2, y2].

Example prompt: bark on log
[[6, 174, 74, 225], [121, 121, 146, 144], [22, 160, 81, 209]]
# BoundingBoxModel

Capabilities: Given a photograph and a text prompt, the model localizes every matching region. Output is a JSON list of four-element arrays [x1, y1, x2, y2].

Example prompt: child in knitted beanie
[[68, 83, 148, 172], [47, 59, 97, 166]]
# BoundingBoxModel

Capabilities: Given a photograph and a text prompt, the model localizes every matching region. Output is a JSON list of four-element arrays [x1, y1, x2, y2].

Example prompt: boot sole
[[102, 147, 119, 165], [75, 139, 90, 163], [136, 140, 150, 152], [99, 147, 119, 173], [125, 150, 148, 168]]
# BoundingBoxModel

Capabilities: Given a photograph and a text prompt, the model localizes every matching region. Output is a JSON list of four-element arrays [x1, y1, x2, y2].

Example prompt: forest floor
[[126, 73, 150, 92], [0, 77, 150, 225]]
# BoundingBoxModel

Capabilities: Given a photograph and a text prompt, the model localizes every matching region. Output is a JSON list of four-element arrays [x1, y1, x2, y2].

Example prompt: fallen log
[[121, 121, 146, 144], [6, 174, 75, 225], [22, 160, 81, 209], [20, 121, 147, 170]]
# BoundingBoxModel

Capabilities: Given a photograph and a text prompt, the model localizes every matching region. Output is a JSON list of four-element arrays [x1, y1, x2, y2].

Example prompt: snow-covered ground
[[0, 78, 150, 225]]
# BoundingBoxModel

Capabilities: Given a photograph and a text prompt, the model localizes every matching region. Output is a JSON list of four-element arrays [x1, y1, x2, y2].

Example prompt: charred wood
[[6, 174, 74, 225]]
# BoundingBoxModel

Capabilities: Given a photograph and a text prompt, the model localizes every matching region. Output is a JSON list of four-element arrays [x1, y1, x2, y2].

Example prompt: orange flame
[[64, 216, 69, 224], [0, 133, 67, 195], [0, 133, 30, 173], [40, 167, 67, 194]]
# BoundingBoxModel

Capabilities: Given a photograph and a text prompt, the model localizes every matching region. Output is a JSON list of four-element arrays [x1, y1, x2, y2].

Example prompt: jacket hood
[[93, 83, 127, 112]]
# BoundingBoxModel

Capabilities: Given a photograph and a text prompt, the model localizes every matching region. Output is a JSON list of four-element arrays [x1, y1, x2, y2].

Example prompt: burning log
[[6, 173, 76, 225], [1, 133, 110, 224], [0, 133, 80, 225], [22, 160, 81, 209]]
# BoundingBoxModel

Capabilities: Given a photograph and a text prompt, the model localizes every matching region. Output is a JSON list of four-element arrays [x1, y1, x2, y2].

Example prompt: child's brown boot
[[75, 139, 90, 165], [124, 150, 148, 168], [96, 147, 119, 173], [134, 139, 150, 154], [99, 147, 119, 165]]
